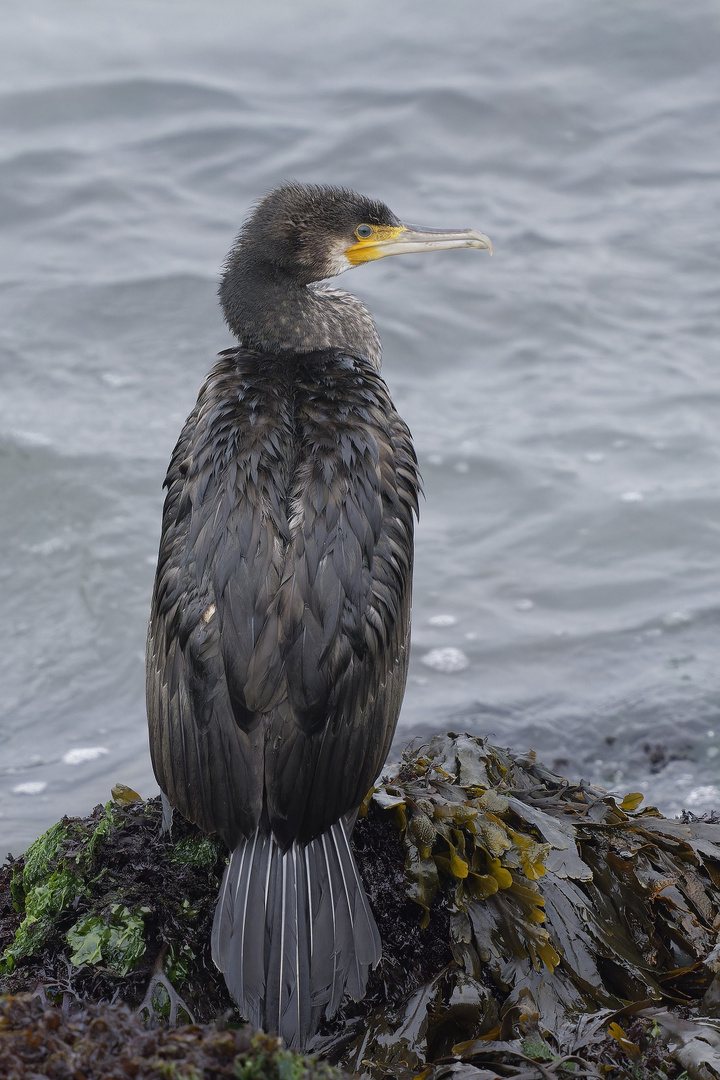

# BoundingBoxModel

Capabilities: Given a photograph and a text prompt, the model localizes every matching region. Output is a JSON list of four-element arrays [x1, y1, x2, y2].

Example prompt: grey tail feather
[[160, 792, 174, 835], [211, 818, 381, 1050]]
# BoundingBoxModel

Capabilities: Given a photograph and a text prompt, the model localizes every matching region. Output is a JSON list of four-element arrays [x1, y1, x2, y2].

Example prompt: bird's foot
[[138, 947, 195, 1026]]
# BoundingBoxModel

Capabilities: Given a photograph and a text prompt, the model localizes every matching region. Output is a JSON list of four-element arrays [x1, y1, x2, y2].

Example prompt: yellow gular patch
[[346, 225, 407, 264]]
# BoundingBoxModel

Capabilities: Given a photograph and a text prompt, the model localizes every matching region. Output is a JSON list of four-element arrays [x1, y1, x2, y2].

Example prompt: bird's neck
[[219, 259, 382, 369]]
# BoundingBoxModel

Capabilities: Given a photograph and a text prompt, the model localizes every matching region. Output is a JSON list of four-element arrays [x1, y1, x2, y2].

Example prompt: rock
[[3, 731, 720, 1079]]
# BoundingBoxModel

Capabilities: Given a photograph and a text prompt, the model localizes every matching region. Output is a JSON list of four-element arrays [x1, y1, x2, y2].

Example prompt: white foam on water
[[62, 747, 109, 765], [420, 647, 470, 674], [12, 781, 47, 795]]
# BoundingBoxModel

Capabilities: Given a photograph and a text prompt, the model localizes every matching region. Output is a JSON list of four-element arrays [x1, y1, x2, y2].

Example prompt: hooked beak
[[346, 222, 493, 265]]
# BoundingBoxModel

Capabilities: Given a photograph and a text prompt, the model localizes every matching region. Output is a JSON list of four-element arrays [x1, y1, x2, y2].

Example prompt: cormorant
[[146, 183, 491, 1048]]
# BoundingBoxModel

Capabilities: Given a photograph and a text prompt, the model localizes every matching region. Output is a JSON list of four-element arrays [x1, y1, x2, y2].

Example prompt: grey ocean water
[[1, 0, 719, 855]]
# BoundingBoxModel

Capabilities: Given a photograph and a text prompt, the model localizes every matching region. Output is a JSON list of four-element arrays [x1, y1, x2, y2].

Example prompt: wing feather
[[147, 351, 294, 847], [262, 352, 419, 846], [147, 347, 419, 852]]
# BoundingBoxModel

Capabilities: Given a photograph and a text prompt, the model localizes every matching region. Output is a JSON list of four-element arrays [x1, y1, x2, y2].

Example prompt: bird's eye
[[355, 224, 373, 239]]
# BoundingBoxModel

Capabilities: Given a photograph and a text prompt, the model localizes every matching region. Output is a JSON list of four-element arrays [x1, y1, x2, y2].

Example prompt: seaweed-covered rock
[[0, 797, 231, 1021], [335, 733, 720, 1077], [2, 732, 720, 1079]]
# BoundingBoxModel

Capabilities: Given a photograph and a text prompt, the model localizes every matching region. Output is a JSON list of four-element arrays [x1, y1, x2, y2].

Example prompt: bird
[[146, 183, 492, 1048]]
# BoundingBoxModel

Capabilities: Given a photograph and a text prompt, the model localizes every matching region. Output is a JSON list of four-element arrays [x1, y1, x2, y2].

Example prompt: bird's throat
[[220, 261, 382, 367]]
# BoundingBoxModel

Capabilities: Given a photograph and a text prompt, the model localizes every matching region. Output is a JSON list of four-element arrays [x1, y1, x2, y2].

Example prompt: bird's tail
[[211, 819, 381, 1049]]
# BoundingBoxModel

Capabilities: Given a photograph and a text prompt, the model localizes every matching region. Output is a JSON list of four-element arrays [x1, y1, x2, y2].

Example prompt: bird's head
[[226, 182, 493, 286]]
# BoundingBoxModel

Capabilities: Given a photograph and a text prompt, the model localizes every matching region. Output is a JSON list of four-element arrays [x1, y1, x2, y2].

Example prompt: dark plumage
[[146, 183, 491, 1048]]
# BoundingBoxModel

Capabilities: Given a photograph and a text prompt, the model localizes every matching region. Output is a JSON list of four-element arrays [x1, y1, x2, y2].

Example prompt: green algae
[[0, 802, 123, 975], [66, 904, 149, 976], [1, 821, 86, 974], [1, 865, 82, 973], [171, 835, 224, 869]]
